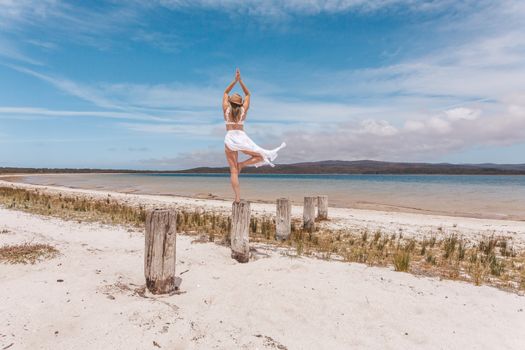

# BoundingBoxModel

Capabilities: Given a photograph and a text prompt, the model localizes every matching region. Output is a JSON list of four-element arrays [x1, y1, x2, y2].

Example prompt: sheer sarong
[[224, 130, 286, 167]]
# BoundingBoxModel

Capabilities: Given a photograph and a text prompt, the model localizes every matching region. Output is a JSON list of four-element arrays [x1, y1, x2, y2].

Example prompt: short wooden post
[[303, 196, 316, 232], [144, 209, 177, 294], [276, 198, 291, 240], [231, 200, 250, 263], [317, 195, 328, 220]]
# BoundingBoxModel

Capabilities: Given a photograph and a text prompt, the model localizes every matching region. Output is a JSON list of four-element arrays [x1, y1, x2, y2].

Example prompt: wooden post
[[144, 209, 177, 294], [276, 198, 291, 240], [317, 195, 328, 220], [231, 200, 250, 263], [303, 196, 316, 232]]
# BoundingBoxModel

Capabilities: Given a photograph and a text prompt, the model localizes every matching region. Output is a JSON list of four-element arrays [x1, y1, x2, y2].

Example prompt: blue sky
[[0, 0, 524, 169]]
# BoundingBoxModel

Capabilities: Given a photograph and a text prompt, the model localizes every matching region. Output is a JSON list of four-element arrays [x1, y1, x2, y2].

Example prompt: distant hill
[[174, 160, 525, 175], [2, 160, 525, 175]]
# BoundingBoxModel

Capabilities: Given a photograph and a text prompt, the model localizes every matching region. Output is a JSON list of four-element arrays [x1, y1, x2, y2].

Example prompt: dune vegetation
[[1, 185, 524, 293]]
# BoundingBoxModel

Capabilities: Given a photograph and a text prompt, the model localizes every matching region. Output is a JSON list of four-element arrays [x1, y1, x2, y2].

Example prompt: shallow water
[[13, 173, 525, 220]]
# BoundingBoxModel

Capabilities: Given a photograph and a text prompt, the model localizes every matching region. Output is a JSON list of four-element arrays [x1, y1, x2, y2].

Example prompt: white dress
[[224, 106, 286, 168]]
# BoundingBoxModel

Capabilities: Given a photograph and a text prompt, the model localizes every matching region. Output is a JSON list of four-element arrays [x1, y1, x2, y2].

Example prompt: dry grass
[[0, 243, 59, 264], [0, 186, 147, 226], [282, 227, 525, 293], [1, 186, 524, 293], [393, 247, 411, 272]]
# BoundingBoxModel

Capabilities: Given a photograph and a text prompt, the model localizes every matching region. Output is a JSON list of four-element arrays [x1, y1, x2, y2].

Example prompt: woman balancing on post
[[223, 68, 286, 203]]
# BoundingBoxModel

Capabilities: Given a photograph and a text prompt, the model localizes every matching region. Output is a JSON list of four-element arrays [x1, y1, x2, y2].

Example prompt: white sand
[[2, 179, 525, 249], [1, 207, 525, 349]]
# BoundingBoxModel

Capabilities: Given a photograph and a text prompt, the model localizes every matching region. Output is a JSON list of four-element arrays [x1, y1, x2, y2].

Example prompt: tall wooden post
[[144, 209, 177, 294], [276, 198, 291, 240], [303, 196, 316, 232], [231, 200, 250, 263], [317, 195, 328, 220]]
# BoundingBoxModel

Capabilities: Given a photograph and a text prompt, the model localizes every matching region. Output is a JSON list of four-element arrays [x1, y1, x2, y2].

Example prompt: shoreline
[[2, 173, 525, 221], [2, 178, 525, 250]]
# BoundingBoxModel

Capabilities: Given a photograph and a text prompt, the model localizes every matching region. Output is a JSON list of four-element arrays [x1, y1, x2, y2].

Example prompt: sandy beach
[[2, 207, 525, 350], [1, 179, 525, 349]]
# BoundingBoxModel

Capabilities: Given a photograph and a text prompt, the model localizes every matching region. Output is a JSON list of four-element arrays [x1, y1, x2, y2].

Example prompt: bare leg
[[238, 150, 263, 173], [225, 146, 241, 202], [238, 156, 263, 173]]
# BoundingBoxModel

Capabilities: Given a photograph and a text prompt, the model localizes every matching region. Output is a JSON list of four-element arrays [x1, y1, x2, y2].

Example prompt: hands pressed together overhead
[[235, 68, 241, 81], [223, 68, 251, 110]]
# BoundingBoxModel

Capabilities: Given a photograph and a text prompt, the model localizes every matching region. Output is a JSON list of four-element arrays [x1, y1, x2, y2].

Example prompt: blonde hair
[[230, 102, 242, 122]]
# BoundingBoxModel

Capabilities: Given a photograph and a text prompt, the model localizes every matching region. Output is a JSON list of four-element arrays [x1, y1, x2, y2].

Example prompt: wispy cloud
[[25, 39, 57, 50], [0, 37, 42, 65], [118, 122, 220, 137], [131, 30, 181, 52], [153, 0, 468, 18], [100, 83, 220, 111], [0, 0, 484, 62], [0, 107, 171, 122], [1, 0, 524, 168], [5, 64, 126, 110], [139, 149, 226, 169], [0, 0, 141, 48]]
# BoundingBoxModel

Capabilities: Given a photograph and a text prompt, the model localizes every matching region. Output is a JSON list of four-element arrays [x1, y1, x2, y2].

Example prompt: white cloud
[[359, 119, 398, 136], [426, 117, 451, 134], [404, 120, 425, 132], [166, 98, 525, 167], [278, 102, 525, 163], [445, 107, 480, 121]]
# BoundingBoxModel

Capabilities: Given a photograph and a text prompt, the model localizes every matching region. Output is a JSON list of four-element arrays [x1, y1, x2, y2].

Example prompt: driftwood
[[144, 209, 177, 294], [276, 198, 291, 240], [231, 200, 250, 263], [303, 196, 316, 232], [317, 195, 328, 220]]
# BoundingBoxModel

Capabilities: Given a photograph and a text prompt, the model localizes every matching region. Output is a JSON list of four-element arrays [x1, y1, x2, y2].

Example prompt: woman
[[223, 68, 286, 203]]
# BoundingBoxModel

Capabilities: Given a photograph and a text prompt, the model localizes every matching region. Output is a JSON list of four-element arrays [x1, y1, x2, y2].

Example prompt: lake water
[[13, 173, 525, 220]]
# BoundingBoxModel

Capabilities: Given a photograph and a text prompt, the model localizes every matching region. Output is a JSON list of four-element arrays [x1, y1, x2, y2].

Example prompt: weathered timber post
[[317, 195, 328, 220], [144, 209, 177, 294], [276, 198, 291, 240], [231, 200, 250, 263], [303, 196, 316, 232]]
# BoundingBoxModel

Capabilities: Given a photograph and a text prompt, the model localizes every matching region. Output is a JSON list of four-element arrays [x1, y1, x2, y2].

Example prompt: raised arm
[[223, 69, 240, 112], [223, 80, 236, 111], [238, 76, 250, 111]]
